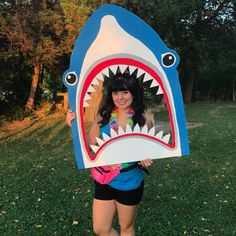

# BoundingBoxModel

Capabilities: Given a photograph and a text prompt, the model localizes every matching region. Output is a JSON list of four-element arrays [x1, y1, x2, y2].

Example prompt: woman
[[66, 72, 153, 236]]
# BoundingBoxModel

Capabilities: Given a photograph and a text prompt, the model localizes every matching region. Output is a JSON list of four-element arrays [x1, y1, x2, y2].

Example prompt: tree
[[1, 1, 64, 111], [120, 0, 236, 102]]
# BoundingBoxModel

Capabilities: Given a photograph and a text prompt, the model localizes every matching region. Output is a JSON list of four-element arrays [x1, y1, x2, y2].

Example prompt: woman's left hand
[[140, 158, 153, 168]]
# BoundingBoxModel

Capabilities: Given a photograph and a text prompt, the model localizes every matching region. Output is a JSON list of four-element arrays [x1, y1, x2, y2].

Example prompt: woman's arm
[[66, 110, 100, 146], [89, 115, 102, 145]]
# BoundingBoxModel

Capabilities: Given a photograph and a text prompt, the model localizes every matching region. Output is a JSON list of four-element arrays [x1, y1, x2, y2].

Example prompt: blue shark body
[[63, 4, 189, 169]]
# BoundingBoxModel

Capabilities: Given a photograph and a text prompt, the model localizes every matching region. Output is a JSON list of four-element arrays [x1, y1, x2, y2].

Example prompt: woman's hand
[[66, 110, 76, 127], [139, 158, 153, 169]]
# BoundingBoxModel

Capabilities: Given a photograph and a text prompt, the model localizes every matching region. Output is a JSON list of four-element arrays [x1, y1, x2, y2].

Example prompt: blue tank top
[[100, 124, 144, 191]]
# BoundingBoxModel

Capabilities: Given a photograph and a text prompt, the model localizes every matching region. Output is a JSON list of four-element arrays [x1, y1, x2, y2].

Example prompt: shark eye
[[65, 72, 78, 86], [162, 53, 176, 68]]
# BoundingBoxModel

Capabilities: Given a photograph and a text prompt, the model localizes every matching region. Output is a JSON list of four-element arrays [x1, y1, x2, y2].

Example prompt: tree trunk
[[184, 70, 194, 104], [25, 64, 41, 112], [205, 81, 215, 101], [233, 79, 235, 102]]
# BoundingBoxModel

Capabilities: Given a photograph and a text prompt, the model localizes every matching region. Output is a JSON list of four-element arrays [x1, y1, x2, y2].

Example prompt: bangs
[[110, 77, 129, 92]]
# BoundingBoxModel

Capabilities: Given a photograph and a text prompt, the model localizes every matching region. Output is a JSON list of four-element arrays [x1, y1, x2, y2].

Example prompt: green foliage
[[0, 103, 235, 235], [120, 0, 236, 102], [0, 0, 235, 115]]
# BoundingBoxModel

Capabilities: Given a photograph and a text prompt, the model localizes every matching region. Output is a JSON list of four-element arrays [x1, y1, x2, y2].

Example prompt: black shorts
[[94, 180, 144, 205]]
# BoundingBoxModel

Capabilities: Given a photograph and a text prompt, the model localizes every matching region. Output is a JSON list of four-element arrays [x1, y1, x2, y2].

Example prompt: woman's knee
[[119, 221, 135, 233], [93, 222, 112, 235]]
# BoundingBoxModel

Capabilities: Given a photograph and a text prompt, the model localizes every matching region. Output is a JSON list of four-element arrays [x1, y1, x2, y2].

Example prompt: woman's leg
[[116, 201, 139, 236], [93, 199, 119, 236]]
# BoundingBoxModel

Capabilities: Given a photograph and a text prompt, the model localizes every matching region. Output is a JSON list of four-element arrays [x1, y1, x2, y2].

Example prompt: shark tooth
[[137, 68, 145, 78], [155, 130, 163, 139], [143, 73, 153, 82], [119, 65, 127, 73], [102, 67, 109, 77], [90, 145, 99, 153], [109, 65, 118, 74], [118, 126, 125, 135], [96, 137, 105, 146], [110, 128, 118, 138], [97, 73, 104, 81], [91, 78, 99, 85], [84, 93, 91, 101], [156, 86, 163, 95], [162, 134, 171, 144], [128, 66, 137, 74], [150, 79, 159, 88], [141, 124, 148, 134], [102, 133, 110, 142], [87, 85, 95, 93], [125, 124, 132, 134], [133, 124, 141, 133], [148, 126, 155, 136], [83, 101, 89, 107]]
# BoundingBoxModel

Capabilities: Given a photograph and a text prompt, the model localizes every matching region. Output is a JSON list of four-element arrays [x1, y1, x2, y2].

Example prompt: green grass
[[0, 102, 236, 236]]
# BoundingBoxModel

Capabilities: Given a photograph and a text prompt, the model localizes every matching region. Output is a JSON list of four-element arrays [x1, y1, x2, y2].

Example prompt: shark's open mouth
[[79, 58, 175, 161], [63, 5, 189, 168]]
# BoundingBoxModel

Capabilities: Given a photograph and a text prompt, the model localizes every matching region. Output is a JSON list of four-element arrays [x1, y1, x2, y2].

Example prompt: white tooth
[[90, 145, 99, 153], [84, 93, 91, 101], [150, 79, 159, 88], [129, 66, 136, 74], [96, 137, 105, 146], [97, 73, 104, 81], [155, 130, 163, 139], [143, 73, 153, 82], [125, 124, 132, 133], [148, 127, 155, 136], [162, 134, 171, 144], [118, 126, 125, 135], [87, 85, 95, 92], [102, 67, 109, 77], [110, 128, 118, 138], [137, 68, 145, 77], [119, 65, 127, 74], [102, 133, 110, 141], [141, 124, 148, 134], [83, 101, 89, 107], [133, 124, 141, 133], [156, 86, 163, 95], [109, 65, 118, 74], [92, 78, 99, 85]]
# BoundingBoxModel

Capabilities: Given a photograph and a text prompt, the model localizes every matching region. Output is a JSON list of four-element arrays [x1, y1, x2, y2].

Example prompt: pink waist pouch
[[91, 166, 120, 184]]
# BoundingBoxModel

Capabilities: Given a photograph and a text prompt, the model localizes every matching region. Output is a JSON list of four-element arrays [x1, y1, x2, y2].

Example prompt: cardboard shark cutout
[[63, 4, 189, 169]]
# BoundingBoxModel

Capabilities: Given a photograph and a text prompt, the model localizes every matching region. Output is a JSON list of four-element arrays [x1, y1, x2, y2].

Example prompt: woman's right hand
[[66, 110, 76, 127]]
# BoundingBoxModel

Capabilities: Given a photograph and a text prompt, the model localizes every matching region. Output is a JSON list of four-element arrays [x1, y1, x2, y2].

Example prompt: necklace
[[109, 107, 134, 132]]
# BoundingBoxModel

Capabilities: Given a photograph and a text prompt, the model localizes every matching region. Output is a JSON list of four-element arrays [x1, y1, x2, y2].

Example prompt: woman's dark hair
[[99, 72, 146, 127]]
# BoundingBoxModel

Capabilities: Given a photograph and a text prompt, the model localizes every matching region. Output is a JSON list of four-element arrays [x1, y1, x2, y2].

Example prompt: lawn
[[0, 102, 235, 236]]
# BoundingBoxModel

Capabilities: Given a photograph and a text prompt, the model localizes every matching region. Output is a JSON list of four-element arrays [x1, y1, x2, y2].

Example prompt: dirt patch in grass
[[0, 111, 66, 140], [155, 121, 203, 131], [187, 122, 204, 129]]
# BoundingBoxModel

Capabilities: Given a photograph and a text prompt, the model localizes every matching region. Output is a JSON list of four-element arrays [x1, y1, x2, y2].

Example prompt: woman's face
[[112, 90, 133, 111]]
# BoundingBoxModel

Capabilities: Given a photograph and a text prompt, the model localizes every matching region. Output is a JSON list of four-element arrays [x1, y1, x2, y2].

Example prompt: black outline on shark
[[63, 4, 189, 169]]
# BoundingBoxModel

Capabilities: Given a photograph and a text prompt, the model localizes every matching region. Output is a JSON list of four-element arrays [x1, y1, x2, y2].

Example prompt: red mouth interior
[[80, 58, 175, 161]]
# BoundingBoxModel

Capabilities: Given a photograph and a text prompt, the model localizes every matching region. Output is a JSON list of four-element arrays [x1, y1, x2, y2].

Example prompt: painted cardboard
[[63, 4, 189, 169]]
